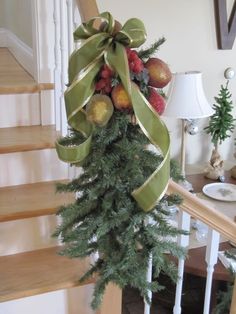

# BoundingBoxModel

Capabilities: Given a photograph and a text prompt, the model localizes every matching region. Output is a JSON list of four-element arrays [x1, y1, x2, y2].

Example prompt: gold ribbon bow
[[56, 12, 170, 212]]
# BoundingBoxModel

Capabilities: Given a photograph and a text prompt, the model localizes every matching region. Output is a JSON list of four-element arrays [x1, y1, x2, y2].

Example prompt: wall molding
[[0, 28, 34, 76]]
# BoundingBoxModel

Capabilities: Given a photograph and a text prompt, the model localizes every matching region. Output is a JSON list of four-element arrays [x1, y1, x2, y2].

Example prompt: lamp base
[[178, 179, 194, 192]]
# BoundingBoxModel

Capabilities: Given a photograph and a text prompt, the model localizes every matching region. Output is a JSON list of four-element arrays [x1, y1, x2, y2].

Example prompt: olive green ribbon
[[56, 12, 170, 212]]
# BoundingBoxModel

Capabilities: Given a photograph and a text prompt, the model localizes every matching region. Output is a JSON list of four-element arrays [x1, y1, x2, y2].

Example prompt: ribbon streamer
[[56, 12, 170, 212]]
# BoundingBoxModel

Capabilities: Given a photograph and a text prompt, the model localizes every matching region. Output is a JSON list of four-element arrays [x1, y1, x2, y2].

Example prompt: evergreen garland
[[54, 111, 186, 309], [205, 81, 235, 148]]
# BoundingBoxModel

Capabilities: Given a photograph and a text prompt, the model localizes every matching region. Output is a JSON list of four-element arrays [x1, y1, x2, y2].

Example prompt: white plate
[[202, 183, 236, 202]]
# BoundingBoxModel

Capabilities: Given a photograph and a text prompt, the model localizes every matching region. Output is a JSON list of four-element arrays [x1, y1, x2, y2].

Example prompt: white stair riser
[[0, 149, 68, 187], [0, 93, 40, 128], [0, 286, 95, 314], [0, 216, 58, 256]]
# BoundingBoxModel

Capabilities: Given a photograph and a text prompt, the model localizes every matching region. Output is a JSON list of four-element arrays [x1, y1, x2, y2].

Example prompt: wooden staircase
[[0, 124, 94, 302], [0, 48, 100, 313]]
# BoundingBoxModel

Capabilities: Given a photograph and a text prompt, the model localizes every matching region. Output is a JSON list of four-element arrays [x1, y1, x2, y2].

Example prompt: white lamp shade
[[164, 71, 214, 119]]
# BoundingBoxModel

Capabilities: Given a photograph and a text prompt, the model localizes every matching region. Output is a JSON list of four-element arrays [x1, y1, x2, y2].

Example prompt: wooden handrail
[[168, 180, 236, 244], [76, 0, 99, 22]]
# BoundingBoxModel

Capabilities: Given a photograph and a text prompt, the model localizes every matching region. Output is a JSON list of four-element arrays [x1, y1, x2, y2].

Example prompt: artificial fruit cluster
[[87, 39, 172, 126]]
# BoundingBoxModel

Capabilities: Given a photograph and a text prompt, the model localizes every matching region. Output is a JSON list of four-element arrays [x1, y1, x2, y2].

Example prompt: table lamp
[[164, 71, 214, 178]]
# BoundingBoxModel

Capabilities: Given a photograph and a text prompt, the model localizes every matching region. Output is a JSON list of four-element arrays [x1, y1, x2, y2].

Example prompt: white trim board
[[0, 28, 7, 46], [0, 28, 34, 77]]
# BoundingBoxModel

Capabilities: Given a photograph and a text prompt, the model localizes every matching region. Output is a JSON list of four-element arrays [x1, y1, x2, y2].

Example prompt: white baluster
[[66, 0, 78, 181], [67, 0, 74, 55], [144, 217, 153, 314], [72, 0, 82, 50], [53, 0, 62, 131], [173, 210, 191, 314], [73, 0, 81, 29], [144, 252, 153, 314], [203, 228, 220, 314], [59, 0, 69, 136]]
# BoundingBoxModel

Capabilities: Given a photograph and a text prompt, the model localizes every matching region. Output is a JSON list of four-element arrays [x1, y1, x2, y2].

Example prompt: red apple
[[147, 87, 166, 115], [145, 57, 172, 88]]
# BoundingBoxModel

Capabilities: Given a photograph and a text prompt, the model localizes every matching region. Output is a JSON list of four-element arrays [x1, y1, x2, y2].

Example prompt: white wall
[[0, 2, 5, 28], [97, 0, 236, 167], [0, 0, 32, 48]]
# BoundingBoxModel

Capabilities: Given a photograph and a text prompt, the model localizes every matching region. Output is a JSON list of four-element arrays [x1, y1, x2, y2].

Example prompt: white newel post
[[173, 210, 191, 314], [203, 229, 220, 314]]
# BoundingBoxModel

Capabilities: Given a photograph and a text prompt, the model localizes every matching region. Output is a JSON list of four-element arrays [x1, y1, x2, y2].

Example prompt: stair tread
[[0, 83, 54, 95], [0, 48, 53, 94], [0, 246, 95, 302], [0, 180, 74, 222], [0, 125, 60, 153]]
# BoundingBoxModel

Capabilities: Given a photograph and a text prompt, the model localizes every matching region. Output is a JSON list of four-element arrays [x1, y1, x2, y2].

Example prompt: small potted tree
[[204, 81, 235, 180]]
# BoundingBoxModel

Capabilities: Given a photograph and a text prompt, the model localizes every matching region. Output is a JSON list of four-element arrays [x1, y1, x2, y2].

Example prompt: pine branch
[[170, 159, 185, 182], [138, 37, 166, 60]]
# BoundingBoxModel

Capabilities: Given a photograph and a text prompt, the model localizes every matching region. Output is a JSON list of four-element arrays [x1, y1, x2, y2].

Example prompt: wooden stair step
[[0, 246, 95, 302], [0, 125, 60, 153], [0, 180, 74, 222], [0, 82, 54, 95]]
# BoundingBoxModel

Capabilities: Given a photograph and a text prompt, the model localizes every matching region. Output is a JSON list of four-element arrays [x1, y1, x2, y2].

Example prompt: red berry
[[129, 50, 138, 62], [132, 59, 144, 74], [100, 65, 113, 78], [101, 69, 110, 79], [104, 79, 112, 94], [147, 87, 166, 115], [95, 79, 106, 91]]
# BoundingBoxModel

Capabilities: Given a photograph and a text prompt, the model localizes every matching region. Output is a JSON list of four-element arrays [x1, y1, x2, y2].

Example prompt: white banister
[[53, 0, 62, 131], [173, 210, 191, 314], [59, 0, 69, 137], [73, 0, 81, 30], [203, 228, 220, 314], [144, 252, 153, 314], [144, 217, 153, 314], [67, 0, 74, 55]]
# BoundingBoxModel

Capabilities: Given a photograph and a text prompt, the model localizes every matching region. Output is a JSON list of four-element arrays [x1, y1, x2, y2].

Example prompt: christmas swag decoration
[[55, 11, 186, 309], [56, 11, 170, 212]]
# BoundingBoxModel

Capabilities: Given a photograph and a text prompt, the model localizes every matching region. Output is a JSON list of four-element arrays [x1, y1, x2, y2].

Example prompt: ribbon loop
[[115, 18, 147, 47]]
